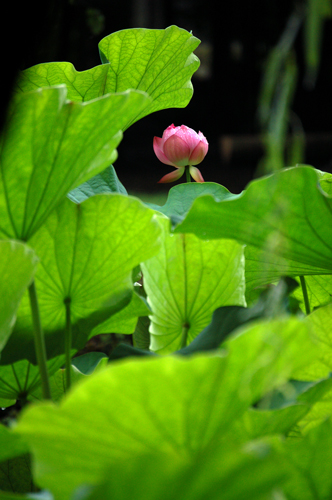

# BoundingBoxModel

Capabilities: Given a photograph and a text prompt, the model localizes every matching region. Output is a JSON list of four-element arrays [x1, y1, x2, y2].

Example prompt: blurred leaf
[[71, 352, 108, 375], [233, 406, 310, 442], [0, 454, 33, 494], [79, 439, 286, 500], [15, 26, 200, 130], [281, 417, 332, 499], [108, 343, 155, 361], [291, 302, 332, 432], [258, 53, 298, 174], [175, 167, 332, 273], [0, 241, 38, 353], [0, 425, 29, 462], [291, 302, 332, 381], [15, 313, 315, 499], [0, 86, 148, 241], [1, 195, 161, 364], [0, 491, 52, 500], [304, 0, 332, 87], [142, 216, 245, 354], [258, 10, 303, 127], [132, 316, 150, 350]]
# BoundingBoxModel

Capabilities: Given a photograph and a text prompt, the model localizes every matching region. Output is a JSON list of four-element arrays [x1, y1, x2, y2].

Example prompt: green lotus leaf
[[0, 240, 38, 353], [146, 182, 237, 223], [67, 165, 127, 204], [281, 417, 332, 500], [0, 195, 161, 364], [15, 26, 200, 129], [15, 314, 315, 499], [174, 166, 332, 273], [0, 85, 148, 241], [0, 356, 65, 402], [141, 216, 245, 353]]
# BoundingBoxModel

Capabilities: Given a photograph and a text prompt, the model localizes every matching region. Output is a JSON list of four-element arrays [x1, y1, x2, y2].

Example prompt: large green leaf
[[67, 165, 127, 204], [141, 216, 245, 353], [174, 166, 332, 272], [0, 356, 65, 403], [0, 241, 38, 353], [291, 302, 332, 432], [244, 244, 330, 299], [0, 426, 28, 462], [15, 314, 315, 499], [15, 26, 200, 129], [80, 439, 285, 500], [30, 353, 108, 403], [1, 195, 161, 364], [233, 377, 332, 442], [91, 290, 151, 336], [0, 427, 32, 494], [292, 274, 332, 312], [0, 86, 148, 241], [281, 417, 332, 500], [295, 302, 332, 381], [147, 182, 238, 223], [0, 454, 33, 494]]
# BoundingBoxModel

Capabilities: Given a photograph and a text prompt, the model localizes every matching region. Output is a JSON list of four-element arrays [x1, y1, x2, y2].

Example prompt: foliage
[[0, 24, 332, 500], [257, 0, 332, 174]]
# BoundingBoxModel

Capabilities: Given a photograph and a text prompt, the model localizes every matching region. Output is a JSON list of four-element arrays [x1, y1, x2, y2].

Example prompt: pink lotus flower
[[153, 124, 208, 183]]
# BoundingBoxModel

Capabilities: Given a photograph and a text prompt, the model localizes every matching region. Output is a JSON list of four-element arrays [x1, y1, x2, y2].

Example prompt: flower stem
[[28, 280, 51, 400], [180, 322, 190, 349], [299, 275, 311, 315], [185, 166, 191, 183], [64, 298, 72, 391]]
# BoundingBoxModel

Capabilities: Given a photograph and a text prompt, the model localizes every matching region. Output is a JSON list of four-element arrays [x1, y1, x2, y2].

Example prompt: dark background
[[2, 0, 332, 193]]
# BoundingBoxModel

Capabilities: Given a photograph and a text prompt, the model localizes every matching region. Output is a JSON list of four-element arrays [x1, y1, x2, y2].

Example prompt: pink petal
[[158, 167, 185, 183], [189, 166, 204, 183], [189, 140, 209, 165], [163, 135, 191, 167], [153, 136, 176, 166], [162, 124, 179, 143], [176, 125, 201, 152]]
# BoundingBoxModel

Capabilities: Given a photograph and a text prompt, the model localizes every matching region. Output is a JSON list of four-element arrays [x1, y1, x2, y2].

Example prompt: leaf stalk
[[299, 275, 311, 315], [64, 298, 72, 391], [185, 166, 191, 183], [28, 280, 51, 400]]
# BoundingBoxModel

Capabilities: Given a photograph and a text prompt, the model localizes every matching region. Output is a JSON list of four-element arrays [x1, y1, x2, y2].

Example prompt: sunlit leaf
[[0, 356, 65, 402], [91, 291, 151, 336], [15, 26, 200, 129], [67, 165, 127, 204], [0, 85, 148, 241], [281, 417, 332, 500], [175, 167, 332, 272], [147, 182, 237, 224], [141, 216, 245, 353], [80, 439, 285, 500], [0, 241, 38, 353], [1, 195, 161, 364], [15, 315, 315, 499], [292, 302, 332, 432]]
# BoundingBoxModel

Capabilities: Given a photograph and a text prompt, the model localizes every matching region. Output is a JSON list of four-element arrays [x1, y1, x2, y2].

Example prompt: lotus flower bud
[[153, 124, 208, 183]]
